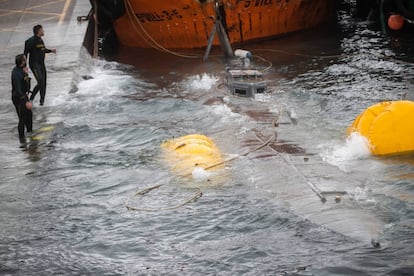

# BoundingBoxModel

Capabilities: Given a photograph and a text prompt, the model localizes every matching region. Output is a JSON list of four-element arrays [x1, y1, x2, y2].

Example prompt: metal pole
[[93, 0, 98, 58]]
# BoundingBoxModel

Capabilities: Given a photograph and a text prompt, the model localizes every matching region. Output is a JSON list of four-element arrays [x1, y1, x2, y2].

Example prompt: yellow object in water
[[161, 134, 224, 176], [38, 125, 55, 132], [29, 125, 55, 142], [30, 135, 44, 141], [347, 100, 414, 155]]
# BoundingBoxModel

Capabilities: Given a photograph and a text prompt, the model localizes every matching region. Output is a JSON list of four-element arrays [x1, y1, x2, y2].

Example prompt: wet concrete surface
[[0, 0, 91, 102], [0, 0, 92, 194]]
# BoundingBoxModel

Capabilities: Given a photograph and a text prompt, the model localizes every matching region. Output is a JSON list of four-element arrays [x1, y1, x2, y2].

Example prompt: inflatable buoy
[[347, 101, 414, 155], [388, 14, 405, 30], [30, 125, 55, 141], [161, 134, 224, 176]]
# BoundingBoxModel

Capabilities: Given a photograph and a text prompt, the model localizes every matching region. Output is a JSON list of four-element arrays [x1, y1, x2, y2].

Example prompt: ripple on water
[[1, 4, 414, 275]]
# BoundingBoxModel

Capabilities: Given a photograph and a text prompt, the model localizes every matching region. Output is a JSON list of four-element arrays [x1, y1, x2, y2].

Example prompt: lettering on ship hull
[[136, 10, 183, 23]]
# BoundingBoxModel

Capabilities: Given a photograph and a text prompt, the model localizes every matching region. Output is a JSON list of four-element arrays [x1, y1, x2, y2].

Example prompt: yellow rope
[[124, 0, 201, 59], [125, 133, 275, 212], [252, 54, 273, 72], [124, 0, 157, 49]]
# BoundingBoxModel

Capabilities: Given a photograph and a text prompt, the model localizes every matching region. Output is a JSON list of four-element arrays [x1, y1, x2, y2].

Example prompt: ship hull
[[112, 0, 337, 49]]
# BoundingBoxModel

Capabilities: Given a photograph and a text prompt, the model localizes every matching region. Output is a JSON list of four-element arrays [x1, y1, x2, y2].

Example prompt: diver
[[24, 24, 56, 106], [11, 54, 33, 141]]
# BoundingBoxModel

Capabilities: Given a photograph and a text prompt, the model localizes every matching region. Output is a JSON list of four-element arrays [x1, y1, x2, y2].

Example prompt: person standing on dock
[[24, 25, 56, 106], [11, 54, 33, 141]]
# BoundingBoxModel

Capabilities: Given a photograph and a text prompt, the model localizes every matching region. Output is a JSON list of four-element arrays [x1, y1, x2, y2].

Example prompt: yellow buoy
[[38, 125, 55, 132], [161, 134, 224, 176], [29, 125, 55, 142], [30, 135, 45, 141], [347, 101, 414, 155]]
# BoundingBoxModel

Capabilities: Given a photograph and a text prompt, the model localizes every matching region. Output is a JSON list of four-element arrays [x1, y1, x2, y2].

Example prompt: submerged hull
[[112, 0, 337, 49]]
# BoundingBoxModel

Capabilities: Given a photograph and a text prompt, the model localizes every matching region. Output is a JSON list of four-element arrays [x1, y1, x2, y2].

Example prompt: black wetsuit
[[11, 66, 32, 139], [24, 35, 52, 105]]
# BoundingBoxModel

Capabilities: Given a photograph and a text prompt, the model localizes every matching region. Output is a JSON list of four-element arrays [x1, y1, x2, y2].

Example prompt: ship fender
[[347, 101, 414, 155]]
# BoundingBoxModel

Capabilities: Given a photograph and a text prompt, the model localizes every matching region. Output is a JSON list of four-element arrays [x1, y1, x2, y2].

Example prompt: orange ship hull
[[112, 0, 337, 49]]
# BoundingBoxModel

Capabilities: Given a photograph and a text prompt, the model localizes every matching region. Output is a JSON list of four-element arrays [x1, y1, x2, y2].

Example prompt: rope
[[125, 184, 203, 212], [252, 54, 273, 72], [199, 134, 276, 172], [124, 0, 201, 59], [125, 133, 275, 212], [253, 49, 414, 68], [253, 48, 345, 59], [252, 131, 328, 202], [124, 0, 158, 50]]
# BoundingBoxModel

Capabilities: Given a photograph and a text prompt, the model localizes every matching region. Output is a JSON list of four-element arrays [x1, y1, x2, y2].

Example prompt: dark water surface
[[1, 4, 414, 276]]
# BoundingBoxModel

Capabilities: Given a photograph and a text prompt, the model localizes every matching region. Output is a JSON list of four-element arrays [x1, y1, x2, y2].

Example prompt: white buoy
[[234, 49, 252, 59]]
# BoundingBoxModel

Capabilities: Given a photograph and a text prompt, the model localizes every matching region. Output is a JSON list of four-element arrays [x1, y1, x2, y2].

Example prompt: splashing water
[[210, 103, 245, 124], [347, 186, 374, 202], [186, 73, 219, 90], [320, 132, 371, 170]]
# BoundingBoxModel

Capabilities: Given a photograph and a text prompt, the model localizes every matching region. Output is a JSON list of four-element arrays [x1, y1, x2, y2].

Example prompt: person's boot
[[19, 136, 26, 147]]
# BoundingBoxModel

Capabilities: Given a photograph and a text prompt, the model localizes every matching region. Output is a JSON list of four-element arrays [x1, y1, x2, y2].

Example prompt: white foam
[[347, 186, 370, 202], [254, 93, 272, 102], [192, 167, 211, 182], [76, 67, 134, 97], [210, 103, 244, 123], [48, 59, 139, 108], [320, 132, 371, 170], [186, 73, 219, 90]]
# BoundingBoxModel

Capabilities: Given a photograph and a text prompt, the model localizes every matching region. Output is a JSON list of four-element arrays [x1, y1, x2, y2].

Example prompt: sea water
[[0, 3, 413, 275]]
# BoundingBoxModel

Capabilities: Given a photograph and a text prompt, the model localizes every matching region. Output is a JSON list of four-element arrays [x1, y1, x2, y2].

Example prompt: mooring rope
[[125, 184, 203, 212], [125, 134, 275, 212], [252, 131, 327, 202], [124, 0, 201, 59], [253, 48, 414, 66], [200, 134, 276, 172], [252, 54, 273, 72], [253, 48, 345, 59]]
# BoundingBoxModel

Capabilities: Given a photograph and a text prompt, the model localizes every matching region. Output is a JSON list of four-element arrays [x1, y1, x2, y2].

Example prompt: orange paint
[[113, 0, 336, 49], [388, 14, 404, 30]]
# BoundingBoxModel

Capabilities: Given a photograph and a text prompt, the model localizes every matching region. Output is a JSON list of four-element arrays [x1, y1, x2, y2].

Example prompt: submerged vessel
[[95, 0, 337, 50]]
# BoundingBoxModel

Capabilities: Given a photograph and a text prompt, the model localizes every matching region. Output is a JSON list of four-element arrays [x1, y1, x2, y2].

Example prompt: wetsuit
[[11, 66, 32, 139], [24, 35, 52, 105]]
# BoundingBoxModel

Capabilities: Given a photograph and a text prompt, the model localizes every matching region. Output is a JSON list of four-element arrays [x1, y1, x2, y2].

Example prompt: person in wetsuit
[[24, 24, 56, 106], [11, 54, 33, 140]]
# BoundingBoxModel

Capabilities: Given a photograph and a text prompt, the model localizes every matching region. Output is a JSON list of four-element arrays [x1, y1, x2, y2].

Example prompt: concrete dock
[[0, 0, 92, 142], [0, 0, 92, 93], [0, 0, 92, 176]]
